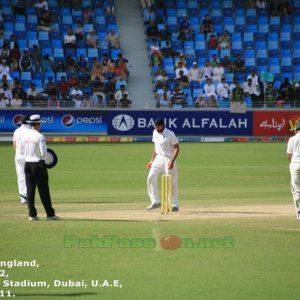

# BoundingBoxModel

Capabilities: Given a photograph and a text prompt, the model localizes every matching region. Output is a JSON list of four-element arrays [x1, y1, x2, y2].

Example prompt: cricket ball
[[160, 235, 181, 250]]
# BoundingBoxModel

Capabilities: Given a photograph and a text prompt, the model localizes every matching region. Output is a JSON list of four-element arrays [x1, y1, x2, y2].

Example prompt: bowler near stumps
[[146, 118, 179, 212]]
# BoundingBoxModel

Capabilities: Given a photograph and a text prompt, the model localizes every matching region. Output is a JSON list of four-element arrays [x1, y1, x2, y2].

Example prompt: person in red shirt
[[58, 76, 70, 98]]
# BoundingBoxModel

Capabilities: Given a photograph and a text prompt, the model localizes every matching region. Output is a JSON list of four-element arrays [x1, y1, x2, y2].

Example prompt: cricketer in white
[[146, 118, 180, 211], [287, 123, 300, 220], [13, 115, 30, 204]]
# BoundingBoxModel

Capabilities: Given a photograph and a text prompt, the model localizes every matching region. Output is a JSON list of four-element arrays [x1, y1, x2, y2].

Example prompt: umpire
[[23, 114, 59, 221]]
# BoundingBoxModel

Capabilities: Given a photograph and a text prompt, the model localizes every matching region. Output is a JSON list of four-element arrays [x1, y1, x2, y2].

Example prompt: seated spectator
[[11, 79, 26, 100], [0, 59, 11, 79], [158, 92, 172, 108], [175, 70, 190, 89], [242, 78, 253, 98], [70, 84, 83, 101], [229, 78, 238, 94], [212, 61, 224, 83], [208, 34, 217, 49], [210, 54, 219, 68], [177, 28, 188, 41], [37, 10, 52, 32], [270, 0, 292, 16], [203, 78, 217, 100], [264, 81, 277, 107], [276, 91, 286, 107], [206, 95, 218, 108], [95, 94, 106, 108], [161, 41, 178, 58], [292, 83, 300, 107], [115, 60, 128, 81], [119, 93, 132, 108], [53, 60, 65, 72], [178, 15, 192, 34], [30, 45, 42, 63], [48, 95, 60, 108], [0, 83, 12, 105], [83, 6, 94, 24], [65, 56, 78, 72], [151, 51, 163, 66], [68, 73, 80, 87], [175, 61, 188, 78], [201, 15, 213, 35], [0, 44, 10, 62], [79, 69, 91, 88], [217, 78, 230, 102], [27, 83, 42, 106], [159, 25, 171, 41], [154, 70, 169, 90], [87, 28, 100, 48], [58, 76, 70, 98], [1, 74, 9, 88], [73, 94, 83, 107], [155, 85, 171, 104], [279, 77, 293, 101], [13, 0, 26, 15], [81, 93, 92, 108], [188, 61, 201, 83], [77, 55, 89, 72], [10, 58, 19, 71], [74, 20, 85, 40], [105, 29, 121, 49], [105, 0, 116, 16], [11, 92, 23, 107], [33, 59, 42, 72], [232, 54, 246, 73], [140, 0, 154, 9], [143, 7, 156, 25], [194, 95, 206, 108], [92, 81, 106, 102], [221, 55, 232, 72], [115, 84, 128, 103], [171, 84, 187, 106], [256, 0, 267, 9], [146, 21, 159, 41], [175, 54, 187, 68], [231, 82, 244, 103], [63, 29, 77, 48], [19, 50, 32, 71], [107, 95, 118, 107], [200, 59, 213, 80], [91, 62, 104, 80], [217, 30, 231, 50], [8, 34, 19, 51], [41, 55, 54, 72], [35, 0, 49, 15], [9, 44, 21, 62], [44, 76, 58, 96]]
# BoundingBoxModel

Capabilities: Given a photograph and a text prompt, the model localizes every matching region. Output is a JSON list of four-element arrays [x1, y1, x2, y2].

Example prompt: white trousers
[[147, 155, 178, 207], [15, 155, 27, 197], [290, 162, 300, 218]]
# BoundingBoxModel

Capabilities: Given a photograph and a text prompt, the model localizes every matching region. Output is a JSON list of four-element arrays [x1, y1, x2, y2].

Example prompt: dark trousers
[[25, 162, 55, 217]]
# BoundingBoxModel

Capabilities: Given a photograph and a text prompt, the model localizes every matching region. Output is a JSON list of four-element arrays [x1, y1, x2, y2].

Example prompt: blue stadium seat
[[21, 72, 32, 81], [87, 48, 99, 58], [38, 32, 49, 40], [53, 48, 64, 58], [76, 48, 87, 57], [27, 14, 37, 23], [28, 39, 39, 49]]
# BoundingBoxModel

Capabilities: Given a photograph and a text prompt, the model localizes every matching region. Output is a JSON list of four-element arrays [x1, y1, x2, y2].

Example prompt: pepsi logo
[[13, 115, 23, 127], [62, 115, 75, 127]]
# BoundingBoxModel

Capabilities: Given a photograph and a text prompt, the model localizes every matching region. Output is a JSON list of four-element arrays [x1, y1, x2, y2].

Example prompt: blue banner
[[108, 110, 253, 136], [0, 109, 253, 136]]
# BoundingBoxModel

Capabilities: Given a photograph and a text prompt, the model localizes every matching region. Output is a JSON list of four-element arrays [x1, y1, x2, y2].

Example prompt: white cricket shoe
[[20, 195, 27, 204], [146, 203, 161, 210], [29, 216, 39, 221]]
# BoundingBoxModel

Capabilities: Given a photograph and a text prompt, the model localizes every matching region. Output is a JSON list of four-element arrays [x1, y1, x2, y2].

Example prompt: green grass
[[0, 143, 299, 300]]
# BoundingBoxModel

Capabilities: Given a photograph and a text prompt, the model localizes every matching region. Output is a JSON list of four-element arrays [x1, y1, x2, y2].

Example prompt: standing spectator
[[264, 81, 277, 107], [74, 20, 85, 40], [279, 77, 293, 101], [19, 50, 33, 71], [201, 15, 213, 36], [159, 25, 171, 41], [23, 114, 59, 221], [231, 82, 244, 103], [242, 78, 253, 99]]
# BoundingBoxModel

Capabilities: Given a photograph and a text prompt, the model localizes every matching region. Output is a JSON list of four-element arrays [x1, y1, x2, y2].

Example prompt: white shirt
[[13, 124, 30, 156], [188, 67, 201, 82], [64, 34, 76, 44], [23, 129, 47, 162], [212, 66, 224, 83], [175, 67, 188, 78], [204, 83, 217, 97], [217, 82, 229, 98], [242, 82, 253, 94], [152, 128, 178, 159], [287, 133, 300, 163]]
